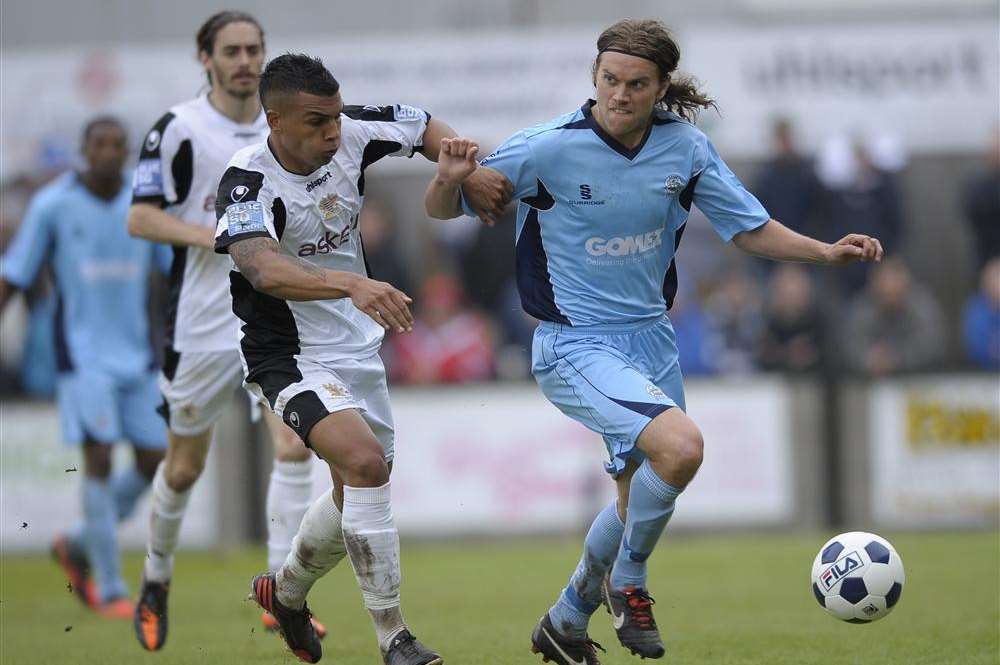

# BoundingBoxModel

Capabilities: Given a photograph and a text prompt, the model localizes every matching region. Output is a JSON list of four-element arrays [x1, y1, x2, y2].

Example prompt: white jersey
[[133, 94, 268, 353], [213, 104, 429, 377]]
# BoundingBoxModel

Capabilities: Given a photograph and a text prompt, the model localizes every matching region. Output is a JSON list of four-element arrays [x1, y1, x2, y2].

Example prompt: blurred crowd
[[2, 118, 998, 396]]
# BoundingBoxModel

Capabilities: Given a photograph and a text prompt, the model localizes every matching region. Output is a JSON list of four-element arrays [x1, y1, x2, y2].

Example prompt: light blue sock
[[82, 478, 127, 603], [548, 501, 625, 639], [69, 466, 150, 551], [610, 460, 681, 591], [111, 466, 151, 521]]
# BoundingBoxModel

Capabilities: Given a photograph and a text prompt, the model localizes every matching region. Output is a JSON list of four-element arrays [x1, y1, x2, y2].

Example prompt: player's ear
[[657, 76, 670, 105], [266, 109, 281, 133]]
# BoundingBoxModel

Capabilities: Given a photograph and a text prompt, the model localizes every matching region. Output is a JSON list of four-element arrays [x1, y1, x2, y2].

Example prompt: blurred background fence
[[1, 0, 997, 550]]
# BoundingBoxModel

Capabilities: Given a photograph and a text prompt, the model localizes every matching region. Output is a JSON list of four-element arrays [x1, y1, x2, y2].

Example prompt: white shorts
[[158, 349, 246, 436], [244, 352, 394, 462]]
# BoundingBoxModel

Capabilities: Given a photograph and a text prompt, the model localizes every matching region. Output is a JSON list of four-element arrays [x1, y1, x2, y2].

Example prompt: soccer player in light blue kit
[[426, 19, 883, 665], [0, 117, 169, 619]]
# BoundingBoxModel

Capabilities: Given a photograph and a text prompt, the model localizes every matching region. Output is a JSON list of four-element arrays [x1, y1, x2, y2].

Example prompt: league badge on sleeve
[[394, 104, 424, 121], [226, 201, 267, 235], [134, 159, 164, 197]]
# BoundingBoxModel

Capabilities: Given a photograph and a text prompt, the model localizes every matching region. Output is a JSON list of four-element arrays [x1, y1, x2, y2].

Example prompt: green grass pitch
[[2, 532, 997, 664]]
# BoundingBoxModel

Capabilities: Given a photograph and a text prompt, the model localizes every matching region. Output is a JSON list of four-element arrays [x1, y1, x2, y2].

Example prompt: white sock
[[275, 490, 346, 609], [144, 462, 191, 583], [342, 482, 406, 651], [266, 459, 313, 572]]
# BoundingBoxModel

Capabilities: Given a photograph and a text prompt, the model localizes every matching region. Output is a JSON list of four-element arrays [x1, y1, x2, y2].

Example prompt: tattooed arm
[[228, 236, 414, 332]]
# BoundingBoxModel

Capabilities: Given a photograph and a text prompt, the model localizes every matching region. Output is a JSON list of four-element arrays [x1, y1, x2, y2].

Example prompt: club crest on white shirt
[[318, 194, 340, 220], [318, 194, 354, 225]]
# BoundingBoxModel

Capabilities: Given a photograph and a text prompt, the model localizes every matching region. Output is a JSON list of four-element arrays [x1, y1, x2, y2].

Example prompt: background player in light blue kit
[[426, 19, 883, 665], [0, 117, 169, 619]]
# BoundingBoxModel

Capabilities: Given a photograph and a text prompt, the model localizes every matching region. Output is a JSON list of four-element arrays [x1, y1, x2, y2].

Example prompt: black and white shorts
[[158, 349, 247, 436], [245, 352, 395, 461]]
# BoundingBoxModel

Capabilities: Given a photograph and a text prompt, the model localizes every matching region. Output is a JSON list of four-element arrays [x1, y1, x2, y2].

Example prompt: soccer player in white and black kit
[[215, 54, 508, 665], [127, 12, 327, 650]]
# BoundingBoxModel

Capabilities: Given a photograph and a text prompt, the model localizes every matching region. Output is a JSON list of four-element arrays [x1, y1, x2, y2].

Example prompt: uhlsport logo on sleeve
[[819, 550, 866, 592], [230, 185, 250, 202]]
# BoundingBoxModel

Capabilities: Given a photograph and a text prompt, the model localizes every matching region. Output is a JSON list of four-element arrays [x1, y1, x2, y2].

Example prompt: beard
[[223, 84, 257, 100], [211, 63, 257, 99]]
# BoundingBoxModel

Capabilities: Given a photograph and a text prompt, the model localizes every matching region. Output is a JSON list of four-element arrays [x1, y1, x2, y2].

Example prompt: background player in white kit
[[215, 54, 508, 665], [127, 11, 326, 650]]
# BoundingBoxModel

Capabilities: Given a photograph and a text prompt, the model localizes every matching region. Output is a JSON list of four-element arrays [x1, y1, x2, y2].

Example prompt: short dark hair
[[196, 10, 264, 57], [259, 54, 340, 111], [81, 115, 125, 147]]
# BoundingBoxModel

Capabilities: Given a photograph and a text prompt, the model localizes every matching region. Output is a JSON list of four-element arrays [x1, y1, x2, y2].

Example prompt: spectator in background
[[358, 199, 414, 298], [844, 258, 945, 376], [962, 257, 1000, 370], [823, 140, 905, 294], [669, 283, 718, 376], [493, 277, 537, 381], [389, 272, 495, 384], [703, 269, 763, 374], [756, 264, 826, 373], [457, 208, 516, 313], [754, 118, 823, 239], [963, 129, 1000, 272]]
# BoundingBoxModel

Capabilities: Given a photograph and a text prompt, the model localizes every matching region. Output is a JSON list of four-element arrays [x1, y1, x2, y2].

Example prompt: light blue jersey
[[464, 101, 770, 475], [2, 172, 169, 379], [463, 100, 769, 327]]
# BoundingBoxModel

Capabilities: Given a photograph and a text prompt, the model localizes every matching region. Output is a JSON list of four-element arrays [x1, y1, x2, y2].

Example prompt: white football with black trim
[[810, 531, 905, 623]]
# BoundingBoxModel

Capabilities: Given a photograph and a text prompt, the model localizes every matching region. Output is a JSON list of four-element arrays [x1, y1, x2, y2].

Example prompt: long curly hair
[[593, 19, 716, 122]]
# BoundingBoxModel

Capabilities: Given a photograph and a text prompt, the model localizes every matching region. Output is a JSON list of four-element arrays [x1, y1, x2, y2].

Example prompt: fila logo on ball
[[820, 550, 865, 591]]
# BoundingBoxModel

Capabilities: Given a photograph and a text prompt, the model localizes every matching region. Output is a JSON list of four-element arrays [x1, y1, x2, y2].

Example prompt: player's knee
[[645, 417, 703, 482], [341, 447, 389, 488], [134, 449, 164, 481], [673, 427, 704, 477], [275, 446, 312, 463], [273, 432, 311, 463], [164, 456, 204, 492], [82, 443, 112, 479]]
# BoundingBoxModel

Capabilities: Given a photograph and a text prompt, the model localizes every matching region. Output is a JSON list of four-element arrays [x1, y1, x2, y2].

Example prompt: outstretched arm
[[732, 219, 883, 265], [228, 236, 413, 332], [416, 117, 455, 163], [425, 137, 505, 220], [129, 203, 215, 249], [419, 123, 511, 224]]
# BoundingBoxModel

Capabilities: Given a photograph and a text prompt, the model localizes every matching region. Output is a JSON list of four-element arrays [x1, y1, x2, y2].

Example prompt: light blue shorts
[[532, 315, 685, 476], [56, 370, 167, 448]]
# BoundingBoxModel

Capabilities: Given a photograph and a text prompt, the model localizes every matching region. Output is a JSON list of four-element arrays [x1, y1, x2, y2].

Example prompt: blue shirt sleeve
[[1, 191, 55, 288], [459, 130, 538, 216], [692, 136, 771, 242]]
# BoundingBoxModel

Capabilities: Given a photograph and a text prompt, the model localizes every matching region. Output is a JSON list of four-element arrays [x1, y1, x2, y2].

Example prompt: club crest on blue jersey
[[664, 174, 686, 196], [226, 201, 266, 235]]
